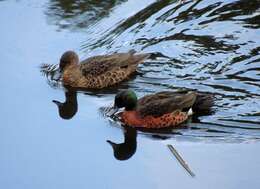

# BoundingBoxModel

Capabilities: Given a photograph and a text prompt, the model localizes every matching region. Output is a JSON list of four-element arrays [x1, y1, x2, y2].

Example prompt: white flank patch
[[188, 108, 193, 116]]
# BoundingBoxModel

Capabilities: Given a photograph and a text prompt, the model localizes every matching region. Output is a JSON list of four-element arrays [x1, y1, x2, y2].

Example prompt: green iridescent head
[[114, 90, 138, 111]]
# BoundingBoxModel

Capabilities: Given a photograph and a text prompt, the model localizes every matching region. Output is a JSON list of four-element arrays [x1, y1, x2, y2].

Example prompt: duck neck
[[125, 102, 137, 111]]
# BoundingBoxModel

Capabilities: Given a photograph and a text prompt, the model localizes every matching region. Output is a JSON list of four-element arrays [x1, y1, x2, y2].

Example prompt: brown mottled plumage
[[114, 90, 214, 128], [59, 50, 150, 89]]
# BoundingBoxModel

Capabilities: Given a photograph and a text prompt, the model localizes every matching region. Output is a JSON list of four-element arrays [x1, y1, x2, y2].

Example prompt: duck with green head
[[58, 50, 150, 89], [112, 89, 214, 128]]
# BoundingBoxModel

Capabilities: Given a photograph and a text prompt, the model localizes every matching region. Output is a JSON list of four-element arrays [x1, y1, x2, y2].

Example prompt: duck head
[[59, 51, 79, 71], [114, 90, 138, 111]]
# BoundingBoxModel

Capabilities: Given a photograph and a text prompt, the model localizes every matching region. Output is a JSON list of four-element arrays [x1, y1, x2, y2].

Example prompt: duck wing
[[137, 91, 197, 118], [80, 50, 150, 77]]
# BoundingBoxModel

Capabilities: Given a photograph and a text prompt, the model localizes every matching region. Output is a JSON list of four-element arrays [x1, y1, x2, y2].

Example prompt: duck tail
[[128, 49, 136, 54], [128, 49, 150, 64], [133, 53, 151, 64], [192, 93, 215, 115]]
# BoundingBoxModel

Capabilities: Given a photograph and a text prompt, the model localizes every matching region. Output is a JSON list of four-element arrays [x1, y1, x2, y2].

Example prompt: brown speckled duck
[[59, 50, 150, 89], [112, 90, 214, 129]]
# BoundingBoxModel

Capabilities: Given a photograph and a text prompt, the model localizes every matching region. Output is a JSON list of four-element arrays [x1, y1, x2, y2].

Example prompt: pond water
[[1, 0, 260, 188]]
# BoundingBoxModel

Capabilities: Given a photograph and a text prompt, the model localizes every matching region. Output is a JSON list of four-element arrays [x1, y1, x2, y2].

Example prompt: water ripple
[[44, 0, 260, 141]]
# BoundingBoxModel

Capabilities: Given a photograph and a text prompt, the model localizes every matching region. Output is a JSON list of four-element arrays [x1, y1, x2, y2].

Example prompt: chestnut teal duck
[[112, 90, 214, 129]]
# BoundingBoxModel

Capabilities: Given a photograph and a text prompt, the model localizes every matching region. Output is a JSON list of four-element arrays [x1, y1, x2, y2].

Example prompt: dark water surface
[[1, 0, 260, 188]]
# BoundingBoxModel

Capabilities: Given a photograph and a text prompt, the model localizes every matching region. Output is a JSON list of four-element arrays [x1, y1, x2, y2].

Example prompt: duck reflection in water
[[107, 126, 137, 161], [53, 87, 78, 119]]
